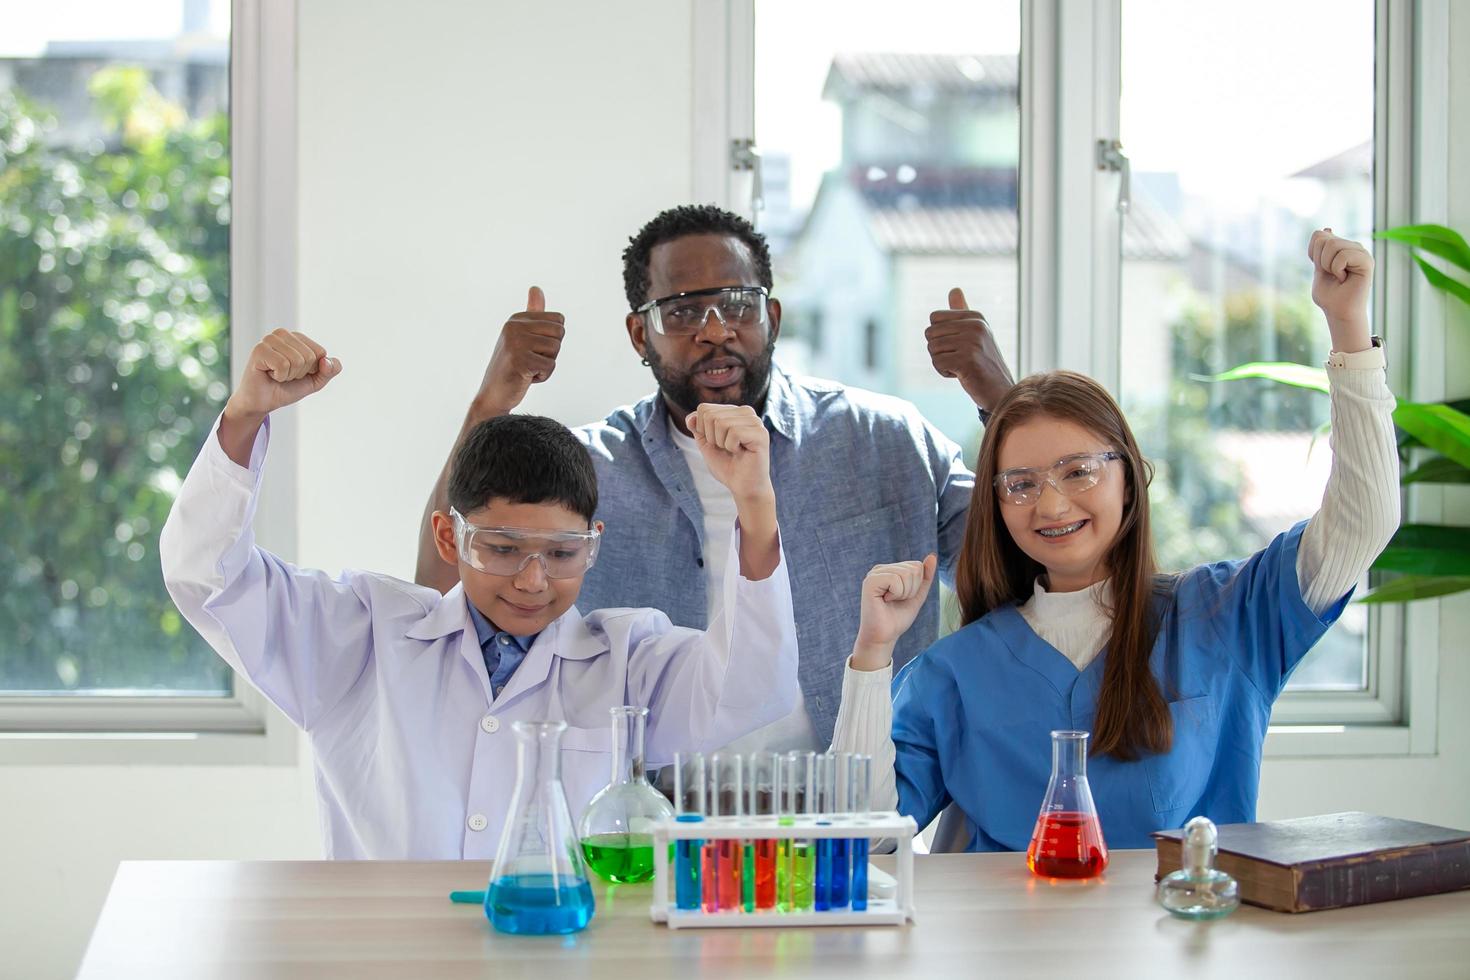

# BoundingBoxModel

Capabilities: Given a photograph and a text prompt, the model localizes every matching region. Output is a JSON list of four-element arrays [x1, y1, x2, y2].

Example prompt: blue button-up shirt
[[464, 602, 536, 700], [574, 364, 974, 743]]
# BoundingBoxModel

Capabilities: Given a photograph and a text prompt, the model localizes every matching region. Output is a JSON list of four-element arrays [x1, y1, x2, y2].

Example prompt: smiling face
[[995, 415, 1127, 594], [434, 498, 592, 636]]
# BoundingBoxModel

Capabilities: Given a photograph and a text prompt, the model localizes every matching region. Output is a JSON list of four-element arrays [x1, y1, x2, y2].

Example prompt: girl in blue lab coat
[[833, 229, 1400, 851]]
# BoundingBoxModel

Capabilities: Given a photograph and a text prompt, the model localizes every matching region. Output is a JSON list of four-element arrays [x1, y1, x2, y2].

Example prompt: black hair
[[621, 204, 773, 310], [447, 415, 598, 523]]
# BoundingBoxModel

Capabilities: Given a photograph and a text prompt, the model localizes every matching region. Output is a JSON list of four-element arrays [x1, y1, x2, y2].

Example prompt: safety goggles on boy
[[993, 452, 1124, 506], [635, 285, 770, 336], [450, 508, 601, 578]]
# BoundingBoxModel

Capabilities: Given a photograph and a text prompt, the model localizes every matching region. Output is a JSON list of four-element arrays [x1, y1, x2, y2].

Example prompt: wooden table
[[77, 851, 1470, 979]]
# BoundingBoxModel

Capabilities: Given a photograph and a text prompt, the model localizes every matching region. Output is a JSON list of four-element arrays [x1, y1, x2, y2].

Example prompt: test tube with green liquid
[[783, 750, 816, 912]]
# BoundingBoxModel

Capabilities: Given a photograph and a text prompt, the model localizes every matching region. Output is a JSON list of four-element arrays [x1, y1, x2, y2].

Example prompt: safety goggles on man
[[450, 508, 601, 578], [993, 452, 1124, 506], [635, 285, 770, 336]]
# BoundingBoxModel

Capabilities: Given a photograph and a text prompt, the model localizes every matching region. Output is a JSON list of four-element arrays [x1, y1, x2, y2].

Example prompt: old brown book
[[1152, 811, 1470, 913]]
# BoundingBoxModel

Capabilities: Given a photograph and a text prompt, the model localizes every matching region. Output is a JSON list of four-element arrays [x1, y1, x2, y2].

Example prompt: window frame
[[0, 0, 300, 765], [715, 0, 1451, 756]]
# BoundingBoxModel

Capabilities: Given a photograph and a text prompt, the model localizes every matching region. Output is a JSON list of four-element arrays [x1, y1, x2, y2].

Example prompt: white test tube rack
[[650, 811, 918, 929]]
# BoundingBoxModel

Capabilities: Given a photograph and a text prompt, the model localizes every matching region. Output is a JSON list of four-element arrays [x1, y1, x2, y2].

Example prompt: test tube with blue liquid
[[672, 752, 705, 912], [827, 751, 851, 909], [848, 753, 871, 911], [710, 753, 744, 912], [817, 758, 852, 910]]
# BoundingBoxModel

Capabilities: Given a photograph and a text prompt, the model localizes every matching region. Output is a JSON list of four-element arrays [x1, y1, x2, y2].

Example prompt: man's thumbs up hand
[[926, 286, 1015, 415], [475, 286, 566, 415]]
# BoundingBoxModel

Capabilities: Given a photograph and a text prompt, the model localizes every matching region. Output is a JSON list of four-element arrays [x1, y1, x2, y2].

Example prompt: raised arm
[[415, 286, 566, 592], [830, 556, 938, 816], [634, 403, 795, 757], [1296, 230, 1400, 612], [162, 330, 376, 730]]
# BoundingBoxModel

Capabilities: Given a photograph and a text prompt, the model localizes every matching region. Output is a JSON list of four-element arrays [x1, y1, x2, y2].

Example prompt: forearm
[[732, 491, 780, 581], [217, 405, 267, 468], [1297, 349, 1400, 613], [414, 398, 508, 591], [830, 660, 899, 813]]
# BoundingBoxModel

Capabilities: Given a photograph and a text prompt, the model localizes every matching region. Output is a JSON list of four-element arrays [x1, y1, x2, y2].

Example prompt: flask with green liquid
[[577, 705, 674, 883]]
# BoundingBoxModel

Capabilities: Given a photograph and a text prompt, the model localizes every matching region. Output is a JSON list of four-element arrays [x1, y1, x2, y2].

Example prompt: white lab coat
[[160, 417, 799, 858]]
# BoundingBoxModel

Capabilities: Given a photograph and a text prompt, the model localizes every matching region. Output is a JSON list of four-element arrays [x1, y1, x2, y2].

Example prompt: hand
[[224, 329, 341, 422], [687, 404, 773, 505], [926, 287, 1015, 411], [852, 555, 938, 670], [474, 286, 566, 414], [1308, 229, 1374, 351]]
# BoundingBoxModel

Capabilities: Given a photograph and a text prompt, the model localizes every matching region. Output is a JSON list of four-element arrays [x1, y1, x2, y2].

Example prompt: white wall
[[4, 5, 1469, 979], [0, 2, 696, 977]]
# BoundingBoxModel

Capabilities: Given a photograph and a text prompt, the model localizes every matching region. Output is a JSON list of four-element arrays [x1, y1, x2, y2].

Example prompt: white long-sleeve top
[[161, 416, 800, 859], [831, 349, 1399, 818]]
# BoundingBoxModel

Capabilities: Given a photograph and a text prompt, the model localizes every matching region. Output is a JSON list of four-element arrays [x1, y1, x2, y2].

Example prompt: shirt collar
[[465, 599, 536, 653]]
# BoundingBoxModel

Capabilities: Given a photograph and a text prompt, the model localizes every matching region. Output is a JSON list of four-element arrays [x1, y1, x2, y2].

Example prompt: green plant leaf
[[1397, 398, 1470, 452], [1194, 362, 1329, 393], [1375, 224, 1470, 273], [1401, 456, 1470, 485], [1413, 255, 1470, 307], [1357, 575, 1470, 604], [1392, 401, 1470, 469], [1371, 524, 1470, 576]]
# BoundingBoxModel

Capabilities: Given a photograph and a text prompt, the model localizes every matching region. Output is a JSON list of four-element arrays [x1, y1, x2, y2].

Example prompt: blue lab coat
[[891, 522, 1349, 851]]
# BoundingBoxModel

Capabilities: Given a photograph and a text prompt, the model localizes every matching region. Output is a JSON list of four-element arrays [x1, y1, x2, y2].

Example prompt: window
[[1, 1, 297, 757], [752, 0, 1021, 457], [714, 0, 1444, 749], [1116, 0, 1376, 692]]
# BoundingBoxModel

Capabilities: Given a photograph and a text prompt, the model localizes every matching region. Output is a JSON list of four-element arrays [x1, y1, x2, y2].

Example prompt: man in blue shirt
[[416, 204, 1014, 747]]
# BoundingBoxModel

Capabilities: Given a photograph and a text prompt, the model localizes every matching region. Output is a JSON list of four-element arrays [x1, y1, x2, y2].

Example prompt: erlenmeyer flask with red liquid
[[1026, 730, 1108, 879]]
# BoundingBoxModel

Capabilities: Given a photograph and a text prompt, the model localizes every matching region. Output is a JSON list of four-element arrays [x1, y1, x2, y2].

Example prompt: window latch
[[730, 138, 764, 214], [1096, 139, 1131, 215]]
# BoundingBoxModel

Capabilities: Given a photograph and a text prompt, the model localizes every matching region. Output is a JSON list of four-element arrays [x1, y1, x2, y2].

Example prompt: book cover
[[1152, 811, 1470, 913]]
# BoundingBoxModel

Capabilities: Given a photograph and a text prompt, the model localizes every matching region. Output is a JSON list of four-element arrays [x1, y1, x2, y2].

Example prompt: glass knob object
[[1157, 816, 1240, 920]]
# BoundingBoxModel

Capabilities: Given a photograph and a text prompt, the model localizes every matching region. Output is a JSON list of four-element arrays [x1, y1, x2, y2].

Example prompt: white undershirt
[[830, 351, 1401, 819], [669, 425, 820, 756]]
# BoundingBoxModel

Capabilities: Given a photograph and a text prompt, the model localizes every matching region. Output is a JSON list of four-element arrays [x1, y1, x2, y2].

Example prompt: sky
[[0, 0, 229, 56]]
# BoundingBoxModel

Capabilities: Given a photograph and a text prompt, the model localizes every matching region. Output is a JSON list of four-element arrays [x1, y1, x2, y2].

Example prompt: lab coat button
[[468, 813, 488, 832], [481, 715, 500, 733]]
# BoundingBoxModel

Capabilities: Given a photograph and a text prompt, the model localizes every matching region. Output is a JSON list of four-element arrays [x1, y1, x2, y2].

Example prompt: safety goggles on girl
[[450, 508, 601, 578], [993, 452, 1124, 506]]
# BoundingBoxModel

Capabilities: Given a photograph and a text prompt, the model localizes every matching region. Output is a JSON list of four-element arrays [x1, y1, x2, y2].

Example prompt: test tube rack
[[650, 811, 918, 929]]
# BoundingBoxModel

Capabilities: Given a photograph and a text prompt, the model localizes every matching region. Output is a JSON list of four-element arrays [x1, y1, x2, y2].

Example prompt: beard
[[644, 334, 777, 418]]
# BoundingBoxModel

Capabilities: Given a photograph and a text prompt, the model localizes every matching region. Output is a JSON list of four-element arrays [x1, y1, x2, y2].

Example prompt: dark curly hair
[[621, 204, 773, 310]]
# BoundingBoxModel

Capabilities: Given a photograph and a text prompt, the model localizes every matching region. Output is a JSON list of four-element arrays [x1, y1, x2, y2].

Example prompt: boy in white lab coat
[[161, 329, 798, 859]]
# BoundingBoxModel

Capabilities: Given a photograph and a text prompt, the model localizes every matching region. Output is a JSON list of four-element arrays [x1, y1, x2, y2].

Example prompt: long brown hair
[[957, 371, 1172, 761]]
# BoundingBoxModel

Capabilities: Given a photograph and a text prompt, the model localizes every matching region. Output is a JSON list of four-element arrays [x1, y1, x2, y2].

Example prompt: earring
[[641, 357, 651, 367]]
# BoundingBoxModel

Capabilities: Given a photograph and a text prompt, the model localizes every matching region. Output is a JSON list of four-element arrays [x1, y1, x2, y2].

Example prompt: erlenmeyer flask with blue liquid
[[485, 720, 595, 934]]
